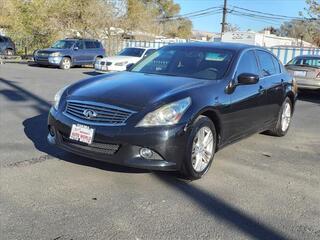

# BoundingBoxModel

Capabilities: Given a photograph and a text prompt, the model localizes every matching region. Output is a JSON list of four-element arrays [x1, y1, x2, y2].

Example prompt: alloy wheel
[[191, 126, 214, 172], [62, 58, 71, 69], [281, 102, 291, 132]]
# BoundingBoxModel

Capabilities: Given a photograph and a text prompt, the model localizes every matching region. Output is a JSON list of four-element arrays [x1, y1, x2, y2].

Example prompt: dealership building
[[221, 30, 316, 48]]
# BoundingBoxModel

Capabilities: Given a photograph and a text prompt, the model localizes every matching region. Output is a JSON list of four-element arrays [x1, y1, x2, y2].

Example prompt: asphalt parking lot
[[0, 63, 319, 240]]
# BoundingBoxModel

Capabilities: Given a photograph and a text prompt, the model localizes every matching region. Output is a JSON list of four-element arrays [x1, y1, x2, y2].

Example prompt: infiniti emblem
[[83, 109, 97, 119]]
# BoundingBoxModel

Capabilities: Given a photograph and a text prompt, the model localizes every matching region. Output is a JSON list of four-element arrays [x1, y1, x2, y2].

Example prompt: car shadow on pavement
[[23, 113, 148, 174], [154, 172, 290, 240], [298, 90, 320, 104], [3, 77, 290, 239], [83, 71, 104, 76], [0, 77, 146, 174]]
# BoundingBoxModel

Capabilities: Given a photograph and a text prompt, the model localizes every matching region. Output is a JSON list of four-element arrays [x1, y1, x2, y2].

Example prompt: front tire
[[267, 97, 292, 137], [94, 56, 102, 68], [60, 57, 71, 70], [181, 116, 217, 180]]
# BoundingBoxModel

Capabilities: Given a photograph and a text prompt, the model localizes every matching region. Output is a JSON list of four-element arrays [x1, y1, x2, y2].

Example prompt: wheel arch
[[286, 90, 296, 112], [190, 107, 223, 147], [62, 55, 73, 63]]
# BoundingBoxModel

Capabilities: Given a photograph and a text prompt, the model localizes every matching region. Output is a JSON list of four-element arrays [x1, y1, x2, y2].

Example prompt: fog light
[[49, 126, 55, 137], [140, 148, 153, 159]]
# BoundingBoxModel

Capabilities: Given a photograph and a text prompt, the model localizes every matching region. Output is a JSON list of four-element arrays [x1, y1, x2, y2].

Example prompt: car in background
[[94, 47, 156, 72], [48, 43, 297, 179], [285, 55, 320, 90], [0, 35, 16, 56], [34, 38, 105, 70]]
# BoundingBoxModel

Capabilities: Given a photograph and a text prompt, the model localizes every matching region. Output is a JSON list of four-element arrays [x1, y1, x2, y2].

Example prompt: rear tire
[[180, 116, 217, 180], [59, 57, 71, 70], [267, 97, 292, 137], [5, 49, 14, 56]]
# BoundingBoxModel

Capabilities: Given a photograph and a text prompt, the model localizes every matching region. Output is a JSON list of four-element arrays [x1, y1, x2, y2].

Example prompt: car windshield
[[131, 46, 234, 80], [287, 56, 320, 68], [118, 48, 145, 57], [51, 40, 75, 49]]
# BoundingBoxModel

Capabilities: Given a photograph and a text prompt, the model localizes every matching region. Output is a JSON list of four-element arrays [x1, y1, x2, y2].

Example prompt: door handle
[[259, 85, 265, 94]]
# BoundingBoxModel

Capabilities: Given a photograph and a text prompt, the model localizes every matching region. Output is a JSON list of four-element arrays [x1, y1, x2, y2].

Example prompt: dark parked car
[[48, 43, 297, 179], [34, 38, 105, 70], [285, 55, 320, 90], [0, 35, 15, 55]]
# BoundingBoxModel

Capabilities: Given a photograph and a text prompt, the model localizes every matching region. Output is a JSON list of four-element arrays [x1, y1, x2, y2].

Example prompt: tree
[[1, 0, 192, 52], [305, 0, 320, 18], [304, 0, 320, 46], [225, 23, 240, 32], [125, 0, 192, 39]]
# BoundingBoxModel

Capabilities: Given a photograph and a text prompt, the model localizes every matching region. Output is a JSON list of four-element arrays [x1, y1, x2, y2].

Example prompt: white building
[[221, 30, 315, 48]]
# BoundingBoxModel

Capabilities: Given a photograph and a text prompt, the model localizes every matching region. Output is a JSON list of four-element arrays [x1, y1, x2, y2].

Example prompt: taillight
[[316, 72, 320, 79]]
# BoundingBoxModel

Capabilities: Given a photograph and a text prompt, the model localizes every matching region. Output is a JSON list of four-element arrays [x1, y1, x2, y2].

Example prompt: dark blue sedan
[[47, 42, 297, 179]]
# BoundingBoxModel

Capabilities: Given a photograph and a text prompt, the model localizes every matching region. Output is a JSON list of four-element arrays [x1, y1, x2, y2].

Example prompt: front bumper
[[34, 56, 62, 66], [47, 108, 189, 171]]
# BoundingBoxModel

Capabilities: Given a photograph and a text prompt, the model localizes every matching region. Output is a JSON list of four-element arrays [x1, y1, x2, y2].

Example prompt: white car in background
[[95, 47, 156, 72]]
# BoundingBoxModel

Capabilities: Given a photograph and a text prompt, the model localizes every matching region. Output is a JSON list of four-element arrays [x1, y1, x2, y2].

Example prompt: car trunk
[[286, 65, 320, 80]]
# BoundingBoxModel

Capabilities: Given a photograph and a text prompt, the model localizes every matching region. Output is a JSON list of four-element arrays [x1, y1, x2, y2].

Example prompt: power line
[[156, 4, 316, 25], [158, 8, 223, 21], [230, 5, 302, 20]]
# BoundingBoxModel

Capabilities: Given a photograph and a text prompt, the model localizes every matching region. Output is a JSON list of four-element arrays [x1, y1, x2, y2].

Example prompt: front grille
[[106, 62, 112, 66], [64, 100, 135, 126], [60, 133, 120, 155], [100, 61, 105, 65]]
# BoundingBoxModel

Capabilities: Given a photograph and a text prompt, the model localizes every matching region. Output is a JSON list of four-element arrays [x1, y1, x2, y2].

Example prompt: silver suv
[[34, 38, 106, 70]]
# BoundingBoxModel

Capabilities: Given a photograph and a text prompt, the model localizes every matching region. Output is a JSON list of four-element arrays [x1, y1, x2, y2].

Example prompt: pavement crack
[[3, 154, 55, 168]]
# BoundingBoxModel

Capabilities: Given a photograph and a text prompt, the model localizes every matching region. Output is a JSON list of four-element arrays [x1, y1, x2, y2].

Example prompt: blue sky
[[174, 0, 307, 32]]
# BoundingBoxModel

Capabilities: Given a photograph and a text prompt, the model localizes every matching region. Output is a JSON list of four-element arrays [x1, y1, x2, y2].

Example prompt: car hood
[[38, 48, 68, 53], [67, 72, 212, 110], [100, 56, 140, 63]]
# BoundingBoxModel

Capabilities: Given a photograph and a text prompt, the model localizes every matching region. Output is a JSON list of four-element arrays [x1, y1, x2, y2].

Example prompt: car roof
[[165, 42, 263, 52], [125, 47, 155, 50], [64, 38, 100, 41]]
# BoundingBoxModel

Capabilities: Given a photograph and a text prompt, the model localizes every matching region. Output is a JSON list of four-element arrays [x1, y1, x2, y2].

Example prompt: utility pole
[[221, 0, 227, 36]]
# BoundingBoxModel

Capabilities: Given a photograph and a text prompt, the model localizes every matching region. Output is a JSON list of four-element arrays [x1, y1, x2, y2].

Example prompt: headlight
[[115, 61, 128, 66], [137, 97, 191, 127], [50, 52, 61, 57], [53, 85, 69, 110]]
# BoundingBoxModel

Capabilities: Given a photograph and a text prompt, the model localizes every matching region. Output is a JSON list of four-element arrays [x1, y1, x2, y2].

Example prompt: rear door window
[[272, 56, 281, 74], [85, 41, 96, 49], [257, 51, 277, 76], [94, 42, 102, 48]]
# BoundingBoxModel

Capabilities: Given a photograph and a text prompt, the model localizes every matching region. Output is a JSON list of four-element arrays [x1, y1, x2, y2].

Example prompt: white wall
[[221, 31, 316, 48]]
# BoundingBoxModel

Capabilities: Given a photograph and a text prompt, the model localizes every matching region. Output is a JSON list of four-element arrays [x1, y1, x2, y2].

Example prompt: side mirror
[[237, 73, 259, 85], [73, 46, 79, 51], [126, 63, 134, 71]]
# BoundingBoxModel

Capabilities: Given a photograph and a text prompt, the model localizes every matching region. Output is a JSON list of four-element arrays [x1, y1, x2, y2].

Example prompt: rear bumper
[[47, 108, 189, 171], [296, 78, 320, 90]]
